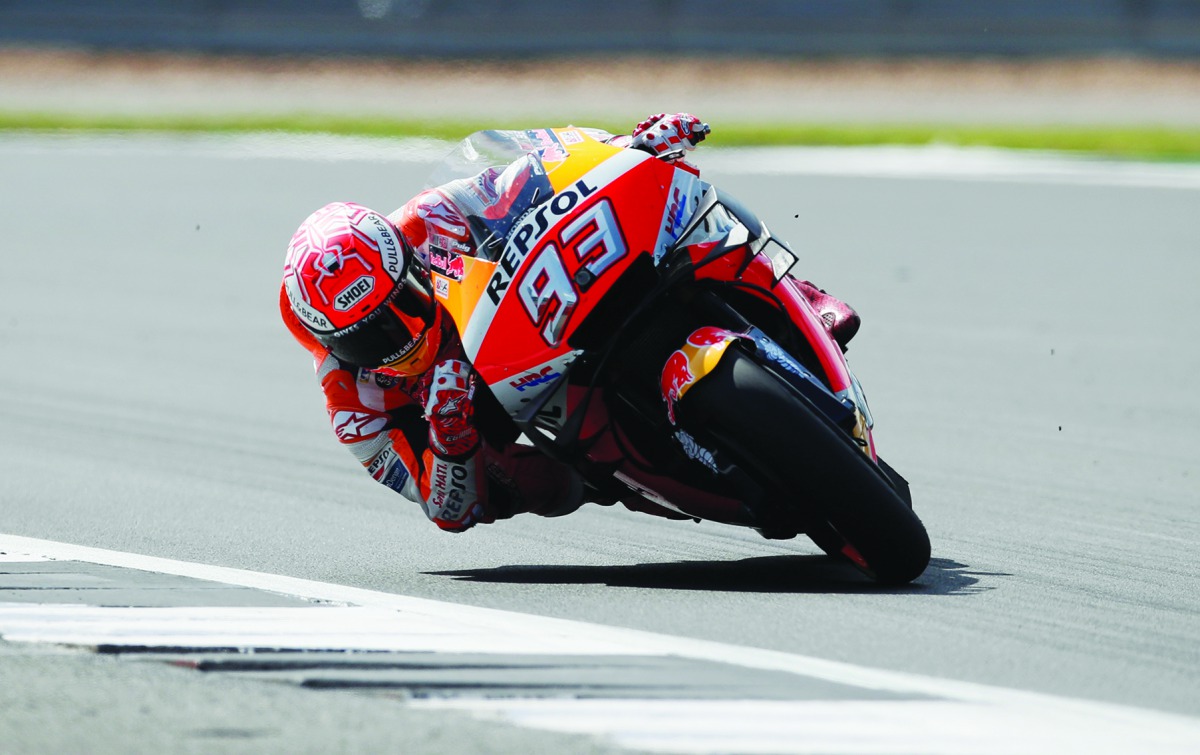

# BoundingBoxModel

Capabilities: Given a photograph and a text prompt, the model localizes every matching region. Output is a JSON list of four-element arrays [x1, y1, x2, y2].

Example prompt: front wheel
[[679, 347, 931, 585]]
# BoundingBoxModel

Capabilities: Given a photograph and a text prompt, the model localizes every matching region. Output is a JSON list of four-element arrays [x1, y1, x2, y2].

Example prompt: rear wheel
[[679, 347, 931, 585]]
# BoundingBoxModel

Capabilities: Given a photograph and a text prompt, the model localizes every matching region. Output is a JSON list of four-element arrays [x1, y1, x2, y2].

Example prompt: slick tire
[[679, 347, 931, 585]]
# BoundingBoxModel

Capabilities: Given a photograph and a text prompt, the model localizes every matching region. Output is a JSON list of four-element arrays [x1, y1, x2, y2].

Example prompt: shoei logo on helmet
[[284, 202, 407, 334], [334, 275, 375, 312]]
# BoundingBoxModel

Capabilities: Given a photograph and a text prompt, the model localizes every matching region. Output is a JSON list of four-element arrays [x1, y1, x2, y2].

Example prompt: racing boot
[[796, 280, 860, 351]]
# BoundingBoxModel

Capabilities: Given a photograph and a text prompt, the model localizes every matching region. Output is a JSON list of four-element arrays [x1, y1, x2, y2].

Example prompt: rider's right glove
[[629, 113, 710, 160], [425, 359, 480, 459]]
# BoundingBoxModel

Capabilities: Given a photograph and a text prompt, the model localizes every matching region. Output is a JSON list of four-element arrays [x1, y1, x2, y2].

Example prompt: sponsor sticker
[[284, 273, 333, 332], [382, 462, 411, 493], [429, 250, 466, 281], [508, 365, 561, 393], [654, 169, 703, 263], [660, 327, 740, 425], [674, 429, 721, 474], [754, 333, 807, 380], [367, 447, 395, 480], [660, 350, 695, 425], [368, 213, 404, 282], [434, 277, 450, 299], [333, 275, 375, 312], [429, 457, 473, 518], [460, 148, 645, 361], [485, 176, 599, 306]]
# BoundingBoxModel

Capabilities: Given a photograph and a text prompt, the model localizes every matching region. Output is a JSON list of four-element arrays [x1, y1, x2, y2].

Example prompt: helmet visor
[[318, 262, 436, 369]]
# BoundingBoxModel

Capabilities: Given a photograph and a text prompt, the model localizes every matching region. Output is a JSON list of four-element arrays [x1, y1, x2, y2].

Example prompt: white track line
[[0, 604, 646, 655], [3, 533, 1199, 754]]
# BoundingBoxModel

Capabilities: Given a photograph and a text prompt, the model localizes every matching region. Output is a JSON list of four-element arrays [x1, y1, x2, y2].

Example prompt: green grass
[[3, 111, 1199, 161], [712, 124, 1200, 161]]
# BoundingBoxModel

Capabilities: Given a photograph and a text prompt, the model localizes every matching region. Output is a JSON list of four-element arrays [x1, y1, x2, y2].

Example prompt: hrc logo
[[509, 365, 561, 392]]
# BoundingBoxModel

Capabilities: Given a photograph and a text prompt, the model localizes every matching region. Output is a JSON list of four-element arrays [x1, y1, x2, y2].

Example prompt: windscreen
[[425, 129, 568, 260]]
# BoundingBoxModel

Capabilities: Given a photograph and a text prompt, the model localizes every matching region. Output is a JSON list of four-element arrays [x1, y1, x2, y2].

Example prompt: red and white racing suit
[[282, 115, 854, 533], [280, 290, 586, 531], [280, 117, 707, 532]]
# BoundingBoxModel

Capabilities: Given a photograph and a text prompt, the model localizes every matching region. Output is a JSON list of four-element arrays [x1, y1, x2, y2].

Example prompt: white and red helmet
[[283, 202, 441, 376]]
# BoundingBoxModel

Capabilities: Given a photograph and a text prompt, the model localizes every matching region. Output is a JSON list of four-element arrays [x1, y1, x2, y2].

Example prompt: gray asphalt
[[1, 133, 1198, 751]]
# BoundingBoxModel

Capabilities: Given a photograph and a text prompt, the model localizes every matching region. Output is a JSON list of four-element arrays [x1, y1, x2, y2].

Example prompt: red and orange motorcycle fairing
[[404, 126, 929, 583], [425, 127, 876, 522], [435, 134, 701, 407], [473, 155, 670, 374]]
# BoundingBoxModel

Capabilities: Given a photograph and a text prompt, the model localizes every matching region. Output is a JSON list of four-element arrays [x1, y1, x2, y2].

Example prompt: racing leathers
[[281, 114, 856, 533], [279, 115, 710, 532], [280, 292, 587, 531]]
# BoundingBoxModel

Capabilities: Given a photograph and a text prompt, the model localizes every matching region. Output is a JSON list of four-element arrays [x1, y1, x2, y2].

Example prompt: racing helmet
[[283, 202, 442, 377]]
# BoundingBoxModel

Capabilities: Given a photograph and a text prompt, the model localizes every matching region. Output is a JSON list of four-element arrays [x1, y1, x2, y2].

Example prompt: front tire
[[679, 347, 931, 585]]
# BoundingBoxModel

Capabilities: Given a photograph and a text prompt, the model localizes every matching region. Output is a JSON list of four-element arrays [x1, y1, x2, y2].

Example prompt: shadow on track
[[429, 556, 996, 595]]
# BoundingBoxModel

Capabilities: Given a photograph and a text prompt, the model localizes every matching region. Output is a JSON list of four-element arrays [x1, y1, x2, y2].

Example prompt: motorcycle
[[422, 127, 930, 585]]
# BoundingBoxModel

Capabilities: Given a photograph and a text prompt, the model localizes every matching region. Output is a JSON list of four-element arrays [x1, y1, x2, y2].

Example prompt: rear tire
[[679, 347, 930, 585]]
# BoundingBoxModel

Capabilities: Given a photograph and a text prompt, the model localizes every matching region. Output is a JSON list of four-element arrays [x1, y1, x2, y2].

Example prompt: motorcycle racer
[[280, 113, 860, 533]]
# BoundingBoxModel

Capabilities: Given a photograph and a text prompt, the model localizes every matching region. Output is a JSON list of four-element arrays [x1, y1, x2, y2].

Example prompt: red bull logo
[[430, 250, 466, 281], [687, 327, 732, 348], [659, 327, 742, 425], [661, 350, 695, 425]]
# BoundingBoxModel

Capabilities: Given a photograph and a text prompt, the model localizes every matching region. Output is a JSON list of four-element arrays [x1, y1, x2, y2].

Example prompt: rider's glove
[[424, 359, 480, 459], [630, 113, 710, 160], [423, 359, 491, 532]]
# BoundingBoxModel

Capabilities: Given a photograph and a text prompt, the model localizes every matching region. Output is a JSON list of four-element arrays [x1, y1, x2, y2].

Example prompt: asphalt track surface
[[1, 133, 1199, 753]]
